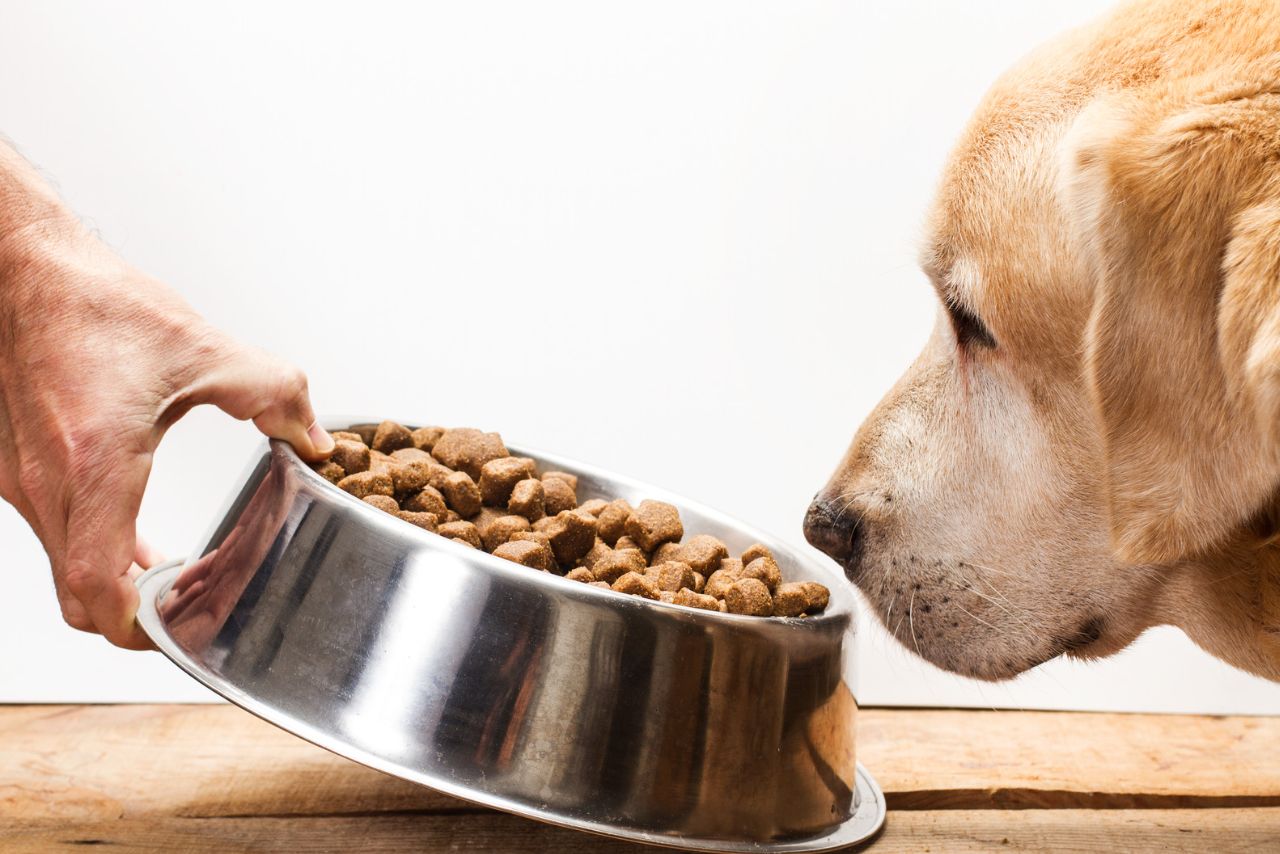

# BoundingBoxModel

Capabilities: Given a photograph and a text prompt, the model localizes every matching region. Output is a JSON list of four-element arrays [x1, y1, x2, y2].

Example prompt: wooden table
[[1, 704, 1277, 852]]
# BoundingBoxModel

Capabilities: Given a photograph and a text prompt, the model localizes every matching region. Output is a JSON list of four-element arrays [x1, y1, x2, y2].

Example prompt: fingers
[[194, 340, 333, 462], [59, 458, 154, 650], [134, 532, 164, 569]]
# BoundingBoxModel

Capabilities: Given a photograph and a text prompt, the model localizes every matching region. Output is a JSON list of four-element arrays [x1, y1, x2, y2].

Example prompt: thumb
[[192, 339, 333, 461]]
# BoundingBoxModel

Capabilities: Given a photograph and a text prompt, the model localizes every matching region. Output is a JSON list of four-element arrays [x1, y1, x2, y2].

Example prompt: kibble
[[310, 422, 830, 617], [432, 428, 509, 480], [372, 420, 414, 454], [315, 460, 345, 484], [438, 520, 482, 549], [331, 440, 371, 475], [624, 500, 684, 552], [481, 514, 531, 552], [403, 486, 448, 517], [613, 571, 659, 600], [493, 539, 554, 571], [441, 471, 482, 518], [542, 476, 577, 516], [725, 578, 773, 616], [742, 556, 782, 593], [546, 509, 598, 566], [395, 510, 438, 531], [363, 495, 400, 513], [338, 470, 393, 499], [596, 499, 632, 546], [479, 457, 537, 507], [411, 426, 444, 452], [508, 478, 546, 522]]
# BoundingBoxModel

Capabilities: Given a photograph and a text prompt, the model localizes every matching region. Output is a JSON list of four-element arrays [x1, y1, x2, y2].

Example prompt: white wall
[[1, 0, 1277, 713]]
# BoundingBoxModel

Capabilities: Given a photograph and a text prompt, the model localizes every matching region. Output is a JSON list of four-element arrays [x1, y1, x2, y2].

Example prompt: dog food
[[312, 420, 829, 617]]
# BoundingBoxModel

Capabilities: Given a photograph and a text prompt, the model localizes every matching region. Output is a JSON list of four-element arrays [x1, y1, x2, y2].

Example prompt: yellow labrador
[[804, 0, 1280, 681]]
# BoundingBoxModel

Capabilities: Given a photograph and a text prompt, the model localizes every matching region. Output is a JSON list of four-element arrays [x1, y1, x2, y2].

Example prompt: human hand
[[0, 144, 333, 648]]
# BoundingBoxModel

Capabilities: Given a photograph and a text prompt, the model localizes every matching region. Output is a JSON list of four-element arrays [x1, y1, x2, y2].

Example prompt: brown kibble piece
[[332, 431, 364, 444], [438, 520, 482, 549], [659, 591, 677, 604], [565, 567, 595, 583], [441, 471, 482, 518], [372, 420, 414, 454], [331, 440, 371, 475], [338, 470, 393, 499], [800, 581, 831, 613], [479, 457, 537, 507], [648, 561, 697, 593], [624, 500, 684, 552], [403, 486, 448, 517], [676, 535, 729, 574], [493, 539, 554, 571], [580, 539, 612, 570], [542, 471, 579, 492], [481, 515, 531, 552], [348, 423, 379, 445], [590, 581, 612, 589], [595, 499, 632, 546], [545, 509, 598, 566], [704, 563, 744, 599], [725, 578, 773, 616], [650, 542, 682, 565], [741, 543, 774, 566], [431, 428, 509, 480], [392, 460, 438, 496], [362, 495, 400, 513], [542, 476, 577, 516], [441, 510, 462, 524], [578, 498, 608, 516], [313, 460, 345, 484], [532, 516, 557, 533], [452, 537, 476, 548], [692, 572, 705, 593], [390, 447, 432, 463], [395, 511, 438, 531], [509, 530, 552, 549], [411, 426, 445, 452], [614, 535, 644, 553], [674, 588, 721, 612], [742, 556, 782, 593], [773, 583, 809, 618], [508, 478, 546, 522], [591, 548, 647, 583], [613, 571, 659, 600]]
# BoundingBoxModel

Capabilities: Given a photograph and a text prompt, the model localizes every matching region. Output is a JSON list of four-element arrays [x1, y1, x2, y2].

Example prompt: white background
[[2, 1, 1278, 713]]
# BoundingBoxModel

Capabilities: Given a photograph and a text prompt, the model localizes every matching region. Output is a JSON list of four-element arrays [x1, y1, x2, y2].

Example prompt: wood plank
[[2, 703, 1278, 822], [4, 809, 1279, 854], [857, 708, 1280, 810]]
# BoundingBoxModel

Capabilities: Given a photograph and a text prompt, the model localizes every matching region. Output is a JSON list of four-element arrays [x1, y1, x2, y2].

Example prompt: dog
[[803, 0, 1280, 682]]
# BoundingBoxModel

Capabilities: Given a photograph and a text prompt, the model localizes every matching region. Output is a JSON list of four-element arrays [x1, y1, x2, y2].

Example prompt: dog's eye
[[945, 298, 996, 349]]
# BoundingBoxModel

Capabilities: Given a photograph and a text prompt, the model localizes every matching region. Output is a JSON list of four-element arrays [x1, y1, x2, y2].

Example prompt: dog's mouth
[[1058, 616, 1107, 660]]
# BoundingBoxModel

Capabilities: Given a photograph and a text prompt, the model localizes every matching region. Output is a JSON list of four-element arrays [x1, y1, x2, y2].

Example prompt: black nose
[[803, 495, 863, 564]]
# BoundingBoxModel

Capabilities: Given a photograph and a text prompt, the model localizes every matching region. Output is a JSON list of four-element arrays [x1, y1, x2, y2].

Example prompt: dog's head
[[806, 0, 1280, 681]]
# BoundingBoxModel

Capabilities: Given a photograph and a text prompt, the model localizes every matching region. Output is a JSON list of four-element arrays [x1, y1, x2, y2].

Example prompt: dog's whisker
[[908, 588, 923, 658]]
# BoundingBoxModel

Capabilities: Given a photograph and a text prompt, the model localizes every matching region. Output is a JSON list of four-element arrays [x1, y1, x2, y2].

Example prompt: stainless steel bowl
[[135, 421, 884, 851]]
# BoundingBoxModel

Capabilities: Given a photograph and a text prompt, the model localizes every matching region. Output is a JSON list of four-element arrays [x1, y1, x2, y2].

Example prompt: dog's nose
[[803, 495, 863, 564]]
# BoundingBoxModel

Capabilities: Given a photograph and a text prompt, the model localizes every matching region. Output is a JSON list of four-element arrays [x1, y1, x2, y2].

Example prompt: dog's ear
[[1062, 62, 1280, 564]]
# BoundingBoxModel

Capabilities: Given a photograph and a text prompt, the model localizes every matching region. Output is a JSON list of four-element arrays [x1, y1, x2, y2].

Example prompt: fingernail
[[308, 422, 335, 454]]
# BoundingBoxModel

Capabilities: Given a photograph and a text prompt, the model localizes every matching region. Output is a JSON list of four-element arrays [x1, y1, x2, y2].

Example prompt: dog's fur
[[806, 0, 1280, 681]]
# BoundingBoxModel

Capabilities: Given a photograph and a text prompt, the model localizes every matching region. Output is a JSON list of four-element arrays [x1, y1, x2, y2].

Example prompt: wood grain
[[5, 810, 1279, 854], [2, 704, 1277, 852]]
